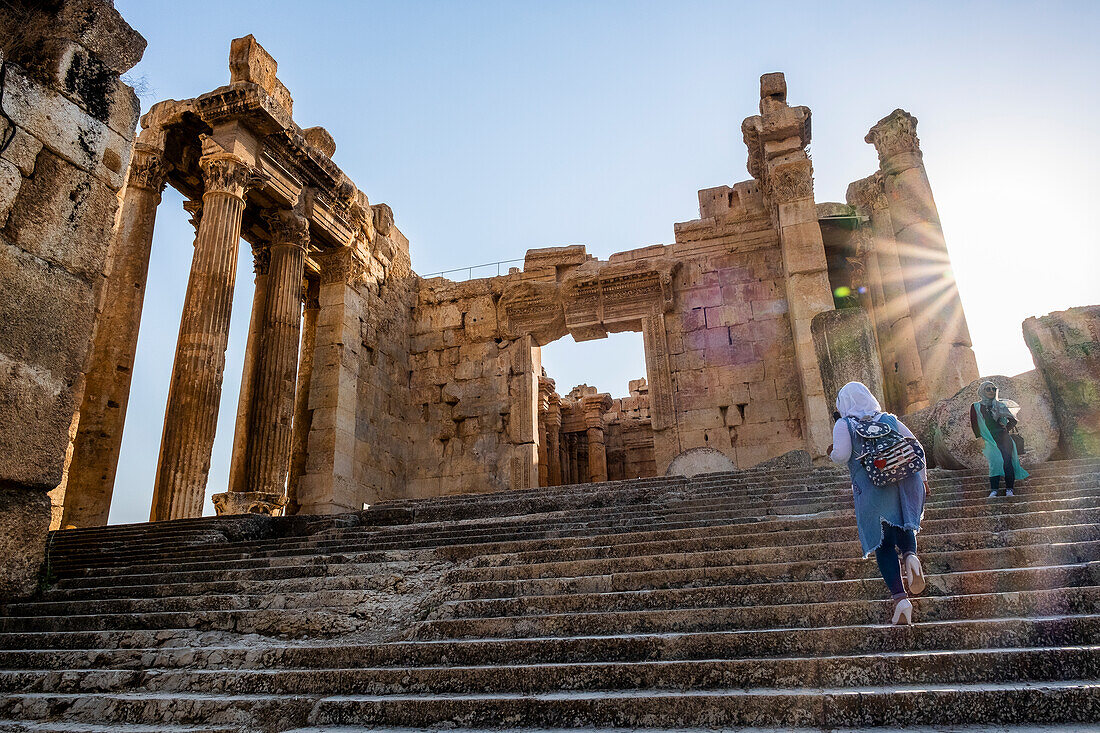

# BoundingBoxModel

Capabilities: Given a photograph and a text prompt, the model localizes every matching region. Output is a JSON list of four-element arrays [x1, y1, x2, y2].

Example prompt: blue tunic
[[844, 414, 926, 558]]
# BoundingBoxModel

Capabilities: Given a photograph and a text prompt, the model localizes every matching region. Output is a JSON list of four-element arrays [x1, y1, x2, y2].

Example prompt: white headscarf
[[836, 381, 881, 419]]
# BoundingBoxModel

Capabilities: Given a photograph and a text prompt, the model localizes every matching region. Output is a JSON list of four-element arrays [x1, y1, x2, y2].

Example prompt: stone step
[[449, 524, 1100, 583], [45, 468, 1100, 559], [0, 723, 240, 733], [36, 536, 1100, 608], [47, 496, 1100, 583], [1, 646, 1098, 696], [55, 484, 1098, 571], [44, 465, 1100, 565], [4, 582, 1094, 637], [7, 681, 1094, 730], [2, 612, 1096, 662], [11, 562, 1098, 621]]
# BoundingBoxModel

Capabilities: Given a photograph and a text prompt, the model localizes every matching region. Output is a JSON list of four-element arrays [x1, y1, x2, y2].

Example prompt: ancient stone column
[[226, 242, 271, 494], [536, 376, 554, 487], [63, 141, 170, 528], [245, 210, 309, 495], [847, 175, 929, 414], [582, 394, 613, 483], [287, 278, 320, 514], [742, 73, 834, 457], [150, 150, 261, 522], [866, 110, 978, 402], [546, 397, 562, 486]]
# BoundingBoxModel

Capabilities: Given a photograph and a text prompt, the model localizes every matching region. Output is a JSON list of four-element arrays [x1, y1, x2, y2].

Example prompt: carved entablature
[[497, 280, 567, 345], [865, 109, 922, 173], [559, 258, 679, 340]]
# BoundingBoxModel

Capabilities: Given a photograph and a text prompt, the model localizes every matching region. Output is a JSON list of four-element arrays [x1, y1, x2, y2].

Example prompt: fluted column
[[64, 141, 170, 528], [536, 376, 553, 487], [866, 110, 978, 402], [546, 398, 562, 486], [287, 279, 320, 515], [228, 209, 309, 512], [226, 242, 271, 494], [583, 394, 613, 483], [150, 150, 261, 522]]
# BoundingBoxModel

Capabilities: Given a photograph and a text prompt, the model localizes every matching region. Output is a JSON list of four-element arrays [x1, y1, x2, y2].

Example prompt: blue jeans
[[876, 521, 917, 597]]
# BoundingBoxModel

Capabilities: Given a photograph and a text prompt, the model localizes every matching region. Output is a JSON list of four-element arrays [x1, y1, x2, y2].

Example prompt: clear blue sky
[[107, 0, 1100, 524]]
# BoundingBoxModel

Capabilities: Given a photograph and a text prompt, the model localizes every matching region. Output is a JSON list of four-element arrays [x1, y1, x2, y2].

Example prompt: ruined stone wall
[[407, 277, 539, 497], [603, 380, 656, 480], [0, 0, 144, 596], [663, 181, 804, 469]]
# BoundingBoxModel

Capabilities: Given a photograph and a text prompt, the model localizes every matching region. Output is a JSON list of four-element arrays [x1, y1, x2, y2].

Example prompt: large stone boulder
[[1023, 305, 1100, 458], [666, 447, 737, 477], [898, 405, 936, 468], [931, 371, 1058, 471]]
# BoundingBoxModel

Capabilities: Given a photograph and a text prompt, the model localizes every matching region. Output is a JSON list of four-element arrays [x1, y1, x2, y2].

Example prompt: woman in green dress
[[970, 381, 1028, 497]]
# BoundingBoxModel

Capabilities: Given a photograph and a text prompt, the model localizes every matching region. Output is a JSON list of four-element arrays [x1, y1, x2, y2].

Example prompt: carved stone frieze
[[769, 159, 814, 204], [497, 280, 567, 345]]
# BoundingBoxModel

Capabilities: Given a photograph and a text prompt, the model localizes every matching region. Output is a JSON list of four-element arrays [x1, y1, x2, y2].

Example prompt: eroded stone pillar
[[742, 73, 833, 456], [64, 141, 170, 528], [287, 279, 320, 514], [866, 110, 978, 402], [150, 150, 261, 522], [847, 174, 929, 414], [546, 397, 562, 486], [582, 394, 613, 483]]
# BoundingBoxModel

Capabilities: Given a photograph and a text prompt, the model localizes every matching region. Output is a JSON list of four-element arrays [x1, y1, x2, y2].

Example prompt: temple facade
[[57, 38, 982, 525]]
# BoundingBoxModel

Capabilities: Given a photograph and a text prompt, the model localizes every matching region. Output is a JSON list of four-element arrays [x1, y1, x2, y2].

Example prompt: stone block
[[1023, 305, 1100, 458], [464, 296, 499, 341], [811, 307, 885, 412], [666, 446, 737, 477], [0, 159, 20, 225], [779, 221, 829, 275], [680, 408, 726, 430], [744, 398, 790, 424], [2, 149, 119, 279], [1, 126, 43, 177], [931, 371, 1059, 471], [0, 487, 50, 600], [454, 359, 482, 381], [704, 342, 757, 367], [3, 65, 129, 188], [751, 298, 789, 319], [52, 0, 147, 74]]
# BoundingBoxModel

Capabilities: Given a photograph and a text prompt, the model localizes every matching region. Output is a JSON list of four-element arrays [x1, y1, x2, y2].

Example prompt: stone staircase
[[1, 458, 1099, 731]]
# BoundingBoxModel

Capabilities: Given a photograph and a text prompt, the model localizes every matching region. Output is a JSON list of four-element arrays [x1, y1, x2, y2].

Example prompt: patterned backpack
[[849, 416, 926, 487]]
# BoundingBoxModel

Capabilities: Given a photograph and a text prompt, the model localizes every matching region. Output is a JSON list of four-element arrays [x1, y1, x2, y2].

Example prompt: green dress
[[972, 401, 1029, 480]]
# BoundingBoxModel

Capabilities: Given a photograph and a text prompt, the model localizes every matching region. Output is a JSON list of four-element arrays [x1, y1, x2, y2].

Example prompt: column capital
[[769, 159, 815, 204], [199, 151, 266, 200], [866, 109, 922, 173], [581, 393, 613, 428], [250, 241, 271, 276], [127, 142, 170, 194], [845, 173, 888, 214], [182, 200, 203, 234], [318, 246, 370, 286], [263, 208, 310, 250]]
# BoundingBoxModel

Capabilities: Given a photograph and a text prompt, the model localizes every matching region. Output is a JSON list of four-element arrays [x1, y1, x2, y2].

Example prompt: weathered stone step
[[2, 682, 1099, 729], [451, 524, 1100, 583], [1, 646, 1097, 697], [38, 536, 1100, 607], [2, 612, 1096, 663], [42, 462, 1100, 559], [48, 470, 1100, 565], [0, 722, 240, 733], [47, 482, 1100, 577], [415, 585, 1100, 640], [13, 562, 1097, 621], [48, 498, 1100, 584]]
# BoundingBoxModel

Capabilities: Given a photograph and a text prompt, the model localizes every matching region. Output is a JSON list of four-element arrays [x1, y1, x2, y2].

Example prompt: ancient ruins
[[1, 1, 1099, 729], [39, 31, 1012, 531]]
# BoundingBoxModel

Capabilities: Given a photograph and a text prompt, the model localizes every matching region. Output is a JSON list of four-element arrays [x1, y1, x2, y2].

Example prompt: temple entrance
[[537, 332, 656, 485]]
